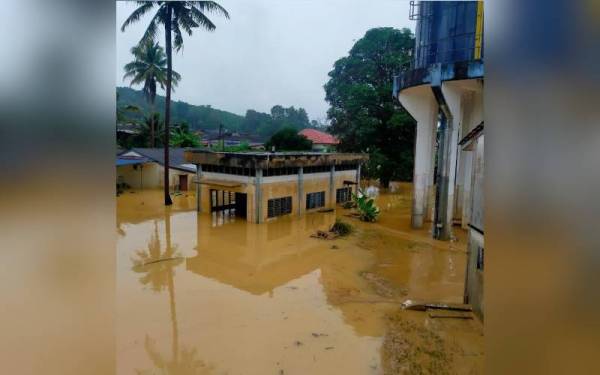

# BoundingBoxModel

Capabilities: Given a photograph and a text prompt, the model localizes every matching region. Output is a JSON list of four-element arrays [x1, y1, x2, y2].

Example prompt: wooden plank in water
[[427, 309, 473, 319], [401, 299, 472, 312]]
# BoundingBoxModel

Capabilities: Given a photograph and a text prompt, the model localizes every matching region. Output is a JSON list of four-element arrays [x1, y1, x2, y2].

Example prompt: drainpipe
[[431, 83, 454, 240]]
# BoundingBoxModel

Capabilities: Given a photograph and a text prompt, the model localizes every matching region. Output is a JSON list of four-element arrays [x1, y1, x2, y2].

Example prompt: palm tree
[[123, 41, 181, 147], [121, 1, 230, 206], [140, 113, 165, 148]]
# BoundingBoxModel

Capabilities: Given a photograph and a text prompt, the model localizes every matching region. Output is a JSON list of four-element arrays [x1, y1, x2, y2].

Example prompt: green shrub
[[353, 189, 380, 222], [330, 218, 353, 236]]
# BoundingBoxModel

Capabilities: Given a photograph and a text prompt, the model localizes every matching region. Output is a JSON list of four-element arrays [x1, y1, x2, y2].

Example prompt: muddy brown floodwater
[[117, 183, 483, 374]]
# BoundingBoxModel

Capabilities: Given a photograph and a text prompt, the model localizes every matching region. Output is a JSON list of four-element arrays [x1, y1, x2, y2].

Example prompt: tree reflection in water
[[132, 212, 211, 374]]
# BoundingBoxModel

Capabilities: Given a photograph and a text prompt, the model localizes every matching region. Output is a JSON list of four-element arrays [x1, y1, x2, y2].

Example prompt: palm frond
[[121, 2, 156, 32], [139, 8, 165, 46], [188, 6, 216, 31], [172, 22, 184, 51], [192, 1, 230, 19]]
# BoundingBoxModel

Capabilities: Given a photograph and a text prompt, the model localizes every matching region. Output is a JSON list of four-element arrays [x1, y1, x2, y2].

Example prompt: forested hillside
[[117, 87, 321, 140]]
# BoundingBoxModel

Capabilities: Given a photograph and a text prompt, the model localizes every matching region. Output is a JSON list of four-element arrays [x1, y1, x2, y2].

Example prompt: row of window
[[266, 188, 354, 218], [200, 164, 358, 177]]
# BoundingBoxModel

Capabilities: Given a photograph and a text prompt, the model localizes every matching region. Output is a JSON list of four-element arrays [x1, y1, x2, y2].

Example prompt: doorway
[[235, 192, 247, 219], [179, 174, 188, 191], [210, 189, 247, 219]]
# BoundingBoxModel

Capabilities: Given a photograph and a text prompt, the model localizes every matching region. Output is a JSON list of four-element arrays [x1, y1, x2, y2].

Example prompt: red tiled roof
[[298, 128, 340, 145]]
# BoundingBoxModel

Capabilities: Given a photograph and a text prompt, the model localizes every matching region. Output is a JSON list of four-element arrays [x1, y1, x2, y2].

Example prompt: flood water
[[117, 183, 483, 374]]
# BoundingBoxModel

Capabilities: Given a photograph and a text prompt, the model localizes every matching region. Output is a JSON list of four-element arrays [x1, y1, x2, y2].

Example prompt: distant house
[[116, 148, 197, 192], [298, 129, 339, 152]]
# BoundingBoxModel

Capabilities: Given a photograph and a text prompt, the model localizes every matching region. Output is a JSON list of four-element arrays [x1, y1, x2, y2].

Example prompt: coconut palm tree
[[121, 1, 230, 205], [123, 41, 181, 147], [140, 113, 165, 148]]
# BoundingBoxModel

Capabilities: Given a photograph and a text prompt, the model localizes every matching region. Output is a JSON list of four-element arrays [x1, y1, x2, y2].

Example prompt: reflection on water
[[117, 185, 482, 375]]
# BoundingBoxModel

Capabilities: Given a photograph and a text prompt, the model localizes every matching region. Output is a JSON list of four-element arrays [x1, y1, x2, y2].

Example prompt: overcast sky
[[116, 0, 414, 123]]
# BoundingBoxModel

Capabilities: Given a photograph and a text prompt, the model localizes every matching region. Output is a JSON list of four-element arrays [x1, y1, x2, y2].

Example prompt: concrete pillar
[[461, 151, 473, 229], [355, 164, 361, 194], [425, 121, 437, 222], [329, 165, 335, 208], [297, 166, 304, 216], [441, 82, 465, 238], [399, 86, 438, 229], [195, 164, 202, 213], [433, 111, 452, 240], [455, 148, 466, 221], [412, 118, 435, 228], [255, 168, 263, 223]]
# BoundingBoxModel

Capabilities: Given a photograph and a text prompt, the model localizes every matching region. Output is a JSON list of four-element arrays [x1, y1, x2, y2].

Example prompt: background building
[[117, 148, 198, 192], [298, 128, 340, 152]]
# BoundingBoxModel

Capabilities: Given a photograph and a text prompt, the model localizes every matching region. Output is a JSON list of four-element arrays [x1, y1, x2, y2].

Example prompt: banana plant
[[352, 189, 380, 222]]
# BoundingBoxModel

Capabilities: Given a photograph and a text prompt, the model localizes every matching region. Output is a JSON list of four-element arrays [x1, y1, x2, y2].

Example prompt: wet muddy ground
[[117, 183, 483, 374]]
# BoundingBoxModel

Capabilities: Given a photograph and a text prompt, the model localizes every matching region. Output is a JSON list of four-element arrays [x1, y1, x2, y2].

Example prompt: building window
[[336, 187, 352, 203], [303, 165, 331, 174], [476, 247, 484, 271], [336, 164, 357, 171], [268, 196, 292, 218], [306, 191, 325, 210]]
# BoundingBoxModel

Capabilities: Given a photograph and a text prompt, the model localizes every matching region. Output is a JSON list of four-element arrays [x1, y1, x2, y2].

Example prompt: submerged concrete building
[[184, 150, 367, 224], [393, 1, 484, 318]]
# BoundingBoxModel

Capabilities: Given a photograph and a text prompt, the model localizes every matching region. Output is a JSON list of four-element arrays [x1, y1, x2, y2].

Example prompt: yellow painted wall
[[195, 170, 358, 223], [117, 162, 196, 191]]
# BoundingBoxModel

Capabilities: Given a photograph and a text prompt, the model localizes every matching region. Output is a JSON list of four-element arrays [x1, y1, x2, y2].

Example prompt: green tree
[[265, 128, 313, 151], [324, 27, 415, 187], [124, 41, 181, 147], [170, 121, 201, 148], [121, 1, 230, 205], [140, 112, 165, 148]]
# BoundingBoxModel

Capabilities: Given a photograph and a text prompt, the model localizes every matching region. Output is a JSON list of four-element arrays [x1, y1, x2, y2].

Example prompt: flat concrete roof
[[184, 150, 368, 169]]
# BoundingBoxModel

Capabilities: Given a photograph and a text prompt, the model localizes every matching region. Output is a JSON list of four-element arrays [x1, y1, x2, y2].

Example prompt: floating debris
[[401, 299, 472, 312], [427, 309, 473, 319], [310, 230, 339, 240]]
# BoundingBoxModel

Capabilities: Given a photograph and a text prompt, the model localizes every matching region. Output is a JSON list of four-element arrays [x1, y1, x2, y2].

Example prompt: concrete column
[[355, 164, 361, 194], [195, 164, 202, 212], [441, 82, 465, 238], [412, 118, 435, 228], [297, 166, 304, 216], [425, 121, 438, 222], [329, 165, 335, 208], [461, 151, 473, 229], [399, 86, 438, 229], [255, 168, 263, 223]]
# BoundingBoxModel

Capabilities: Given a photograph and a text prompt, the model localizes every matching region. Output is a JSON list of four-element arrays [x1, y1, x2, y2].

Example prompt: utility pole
[[218, 123, 224, 151]]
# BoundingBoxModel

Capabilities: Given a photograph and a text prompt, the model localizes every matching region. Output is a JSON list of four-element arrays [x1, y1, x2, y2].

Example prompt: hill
[[117, 86, 244, 132], [117, 87, 322, 141]]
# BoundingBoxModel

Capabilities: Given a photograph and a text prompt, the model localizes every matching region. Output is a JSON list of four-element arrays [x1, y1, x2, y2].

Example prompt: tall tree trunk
[[163, 5, 173, 205], [150, 101, 155, 148]]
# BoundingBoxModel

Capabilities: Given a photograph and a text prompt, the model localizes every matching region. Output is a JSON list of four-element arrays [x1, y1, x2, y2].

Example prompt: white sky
[[116, 0, 414, 122]]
